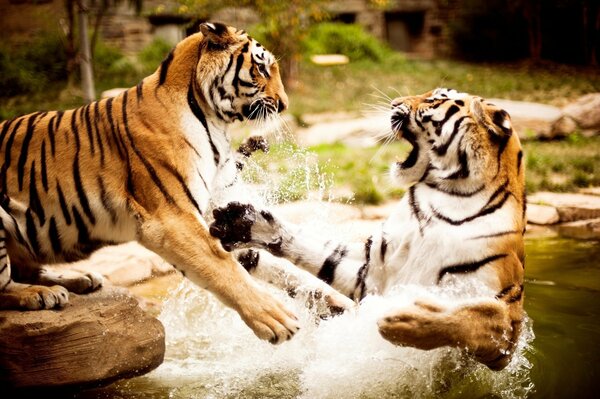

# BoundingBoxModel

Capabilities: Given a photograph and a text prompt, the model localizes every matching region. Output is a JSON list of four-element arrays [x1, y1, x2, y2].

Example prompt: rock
[[487, 98, 562, 140], [580, 187, 600, 197], [557, 218, 600, 240], [526, 203, 560, 225], [562, 93, 600, 131], [310, 54, 350, 66], [0, 286, 165, 390], [550, 115, 578, 138], [528, 192, 600, 223], [52, 242, 174, 287]]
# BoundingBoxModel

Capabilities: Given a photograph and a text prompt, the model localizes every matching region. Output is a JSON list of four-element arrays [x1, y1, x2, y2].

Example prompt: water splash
[[148, 280, 535, 399]]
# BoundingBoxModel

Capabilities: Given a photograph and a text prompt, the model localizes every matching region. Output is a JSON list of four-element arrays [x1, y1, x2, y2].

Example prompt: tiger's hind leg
[[0, 219, 69, 310], [377, 297, 523, 370]]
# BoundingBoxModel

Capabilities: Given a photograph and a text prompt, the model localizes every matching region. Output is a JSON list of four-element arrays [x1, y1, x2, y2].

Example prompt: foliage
[[137, 39, 174, 72], [179, 0, 330, 82], [302, 22, 392, 62], [0, 35, 68, 98], [288, 57, 600, 116]]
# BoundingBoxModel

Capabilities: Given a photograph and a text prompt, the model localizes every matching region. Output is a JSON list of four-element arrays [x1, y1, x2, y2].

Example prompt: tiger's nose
[[391, 97, 407, 108], [277, 99, 288, 113]]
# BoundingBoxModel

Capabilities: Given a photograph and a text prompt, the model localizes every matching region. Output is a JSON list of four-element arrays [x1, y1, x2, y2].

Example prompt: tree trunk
[[523, 0, 542, 62], [65, 0, 78, 87], [78, 0, 96, 103]]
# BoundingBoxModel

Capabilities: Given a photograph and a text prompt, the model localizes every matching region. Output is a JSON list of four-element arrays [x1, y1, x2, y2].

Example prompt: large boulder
[[552, 93, 600, 137], [0, 286, 165, 391]]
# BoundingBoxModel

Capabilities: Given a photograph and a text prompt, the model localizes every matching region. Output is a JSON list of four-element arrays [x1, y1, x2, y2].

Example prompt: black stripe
[[83, 103, 96, 155], [496, 284, 515, 299], [120, 91, 176, 204], [484, 180, 509, 208], [521, 188, 527, 221], [48, 216, 62, 254], [469, 230, 520, 240], [93, 101, 106, 166], [47, 114, 57, 157], [6, 211, 27, 247], [160, 161, 203, 215], [409, 186, 425, 234], [438, 254, 507, 283], [0, 119, 14, 150], [516, 150, 523, 174], [56, 182, 72, 226], [55, 110, 64, 131], [17, 112, 41, 191], [73, 156, 95, 225], [432, 190, 511, 226], [432, 115, 468, 156], [317, 244, 347, 285], [71, 206, 90, 243], [425, 181, 485, 197], [380, 235, 387, 262], [98, 176, 117, 224], [434, 104, 459, 136], [355, 236, 373, 300], [232, 42, 249, 96], [136, 80, 144, 102], [159, 49, 175, 85], [40, 140, 48, 192], [28, 162, 46, 226], [221, 54, 235, 83], [507, 285, 524, 303], [105, 98, 126, 159], [25, 209, 40, 256], [1, 118, 24, 193], [444, 136, 469, 180], [188, 82, 220, 165], [70, 107, 80, 148]]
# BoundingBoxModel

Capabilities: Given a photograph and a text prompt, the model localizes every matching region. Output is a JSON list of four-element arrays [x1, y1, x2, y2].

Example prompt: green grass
[[242, 135, 600, 205], [523, 135, 600, 193], [288, 56, 600, 116]]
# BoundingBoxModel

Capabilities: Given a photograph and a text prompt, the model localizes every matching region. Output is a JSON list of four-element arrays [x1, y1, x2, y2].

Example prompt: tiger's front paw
[[210, 202, 258, 251], [17, 285, 70, 310], [237, 283, 300, 344], [237, 135, 269, 157]]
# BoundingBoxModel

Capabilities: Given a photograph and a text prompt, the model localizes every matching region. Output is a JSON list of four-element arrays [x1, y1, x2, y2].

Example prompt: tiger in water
[[0, 22, 300, 344], [210, 88, 526, 369]]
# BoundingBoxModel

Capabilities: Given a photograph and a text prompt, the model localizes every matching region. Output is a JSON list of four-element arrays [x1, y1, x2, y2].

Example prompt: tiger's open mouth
[[391, 112, 420, 169]]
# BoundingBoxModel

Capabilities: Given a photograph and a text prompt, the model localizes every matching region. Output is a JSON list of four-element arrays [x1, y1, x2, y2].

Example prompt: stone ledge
[[0, 286, 165, 391]]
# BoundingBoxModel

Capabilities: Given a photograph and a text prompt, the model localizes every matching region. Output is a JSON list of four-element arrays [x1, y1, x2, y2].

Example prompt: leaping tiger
[[0, 22, 300, 344], [210, 88, 527, 369]]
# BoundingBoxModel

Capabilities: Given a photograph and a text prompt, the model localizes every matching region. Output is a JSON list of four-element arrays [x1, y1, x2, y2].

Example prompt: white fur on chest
[[179, 111, 236, 213]]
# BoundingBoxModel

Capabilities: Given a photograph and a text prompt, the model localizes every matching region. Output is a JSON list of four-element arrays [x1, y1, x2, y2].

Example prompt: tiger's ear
[[471, 98, 513, 138], [200, 22, 235, 49]]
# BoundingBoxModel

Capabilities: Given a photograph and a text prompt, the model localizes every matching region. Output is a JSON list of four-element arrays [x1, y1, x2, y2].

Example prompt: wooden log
[[0, 286, 165, 390]]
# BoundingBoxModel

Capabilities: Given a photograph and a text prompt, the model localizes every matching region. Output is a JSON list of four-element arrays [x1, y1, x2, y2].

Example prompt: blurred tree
[[62, 0, 143, 101]]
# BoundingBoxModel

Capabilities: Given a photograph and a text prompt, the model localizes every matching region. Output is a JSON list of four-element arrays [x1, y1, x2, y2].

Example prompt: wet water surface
[[75, 236, 600, 399]]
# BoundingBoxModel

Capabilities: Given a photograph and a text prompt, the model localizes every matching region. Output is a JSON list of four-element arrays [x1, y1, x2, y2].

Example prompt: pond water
[[77, 235, 600, 399]]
